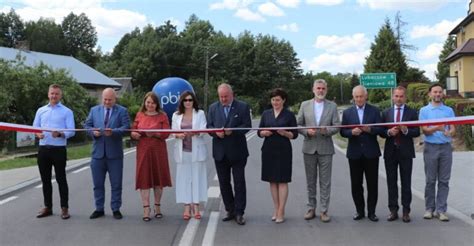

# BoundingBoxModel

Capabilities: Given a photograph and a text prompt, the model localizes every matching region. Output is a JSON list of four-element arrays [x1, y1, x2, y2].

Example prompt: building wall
[[450, 57, 474, 97], [456, 22, 474, 47]]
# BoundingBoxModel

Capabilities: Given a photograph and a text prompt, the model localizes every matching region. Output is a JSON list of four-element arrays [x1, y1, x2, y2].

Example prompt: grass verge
[[0, 144, 92, 171]]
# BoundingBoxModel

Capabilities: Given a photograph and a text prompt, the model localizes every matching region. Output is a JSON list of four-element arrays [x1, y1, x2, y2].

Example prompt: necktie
[[395, 107, 401, 145], [224, 105, 229, 119], [104, 108, 111, 127]]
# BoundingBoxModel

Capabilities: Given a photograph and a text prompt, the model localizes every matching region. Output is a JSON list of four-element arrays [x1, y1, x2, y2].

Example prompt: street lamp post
[[204, 50, 218, 111]]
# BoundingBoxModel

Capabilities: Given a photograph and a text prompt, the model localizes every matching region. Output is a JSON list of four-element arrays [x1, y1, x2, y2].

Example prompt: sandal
[[143, 205, 151, 222], [193, 204, 201, 219], [154, 203, 163, 219], [183, 204, 191, 220]]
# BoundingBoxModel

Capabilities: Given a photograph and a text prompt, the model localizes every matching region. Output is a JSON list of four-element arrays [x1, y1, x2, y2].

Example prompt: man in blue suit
[[84, 88, 130, 220], [340, 85, 383, 222], [380, 86, 420, 223], [207, 83, 252, 225]]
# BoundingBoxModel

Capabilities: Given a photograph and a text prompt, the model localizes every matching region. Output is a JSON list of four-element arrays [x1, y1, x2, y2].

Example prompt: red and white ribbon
[[1, 116, 473, 134]]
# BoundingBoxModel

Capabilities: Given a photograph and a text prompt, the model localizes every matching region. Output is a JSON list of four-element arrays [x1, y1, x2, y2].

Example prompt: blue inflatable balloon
[[152, 77, 194, 120]]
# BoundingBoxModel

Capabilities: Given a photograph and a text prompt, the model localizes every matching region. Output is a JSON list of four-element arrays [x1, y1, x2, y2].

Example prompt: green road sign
[[360, 73, 397, 89]]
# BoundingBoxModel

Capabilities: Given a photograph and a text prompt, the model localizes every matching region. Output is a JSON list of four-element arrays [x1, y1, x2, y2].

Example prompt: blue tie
[[104, 108, 111, 127], [224, 106, 229, 119]]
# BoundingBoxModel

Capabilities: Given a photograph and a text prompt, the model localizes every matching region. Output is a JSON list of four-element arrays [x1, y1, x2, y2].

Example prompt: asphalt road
[[0, 129, 473, 246]]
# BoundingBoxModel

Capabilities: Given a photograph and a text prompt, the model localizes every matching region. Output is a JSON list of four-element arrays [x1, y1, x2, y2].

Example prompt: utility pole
[[204, 49, 218, 111]]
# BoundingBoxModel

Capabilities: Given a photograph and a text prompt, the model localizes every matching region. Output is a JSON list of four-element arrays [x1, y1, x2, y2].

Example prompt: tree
[[61, 12, 98, 66], [404, 67, 430, 83], [436, 36, 456, 87], [24, 18, 67, 54], [365, 19, 408, 102], [0, 9, 25, 47]]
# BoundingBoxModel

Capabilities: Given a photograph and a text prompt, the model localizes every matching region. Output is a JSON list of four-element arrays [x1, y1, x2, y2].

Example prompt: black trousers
[[37, 146, 68, 209], [348, 157, 379, 216], [385, 154, 413, 213], [215, 157, 247, 215]]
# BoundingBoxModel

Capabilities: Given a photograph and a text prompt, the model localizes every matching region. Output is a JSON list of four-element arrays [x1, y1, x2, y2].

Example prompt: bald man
[[84, 88, 130, 220]]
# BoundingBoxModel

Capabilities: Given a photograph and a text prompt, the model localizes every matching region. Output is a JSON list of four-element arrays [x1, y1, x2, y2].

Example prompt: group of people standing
[[32, 81, 455, 226]]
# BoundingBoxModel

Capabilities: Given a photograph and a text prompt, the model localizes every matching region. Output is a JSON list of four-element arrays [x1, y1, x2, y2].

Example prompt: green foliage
[[375, 99, 392, 112], [61, 12, 98, 67], [364, 19, 408, 83], [368, 89, 389, 103], [406, 83, 429, 104], [25, 18, 67, 54], [118, 91, 145, 121], [404, 67, 431, 83], [459, 106, 474, 150], [406, 101, 424, 112], [436, 36, 455, 86], [0, 9, 25, 47], [0, 58, 95, 149]]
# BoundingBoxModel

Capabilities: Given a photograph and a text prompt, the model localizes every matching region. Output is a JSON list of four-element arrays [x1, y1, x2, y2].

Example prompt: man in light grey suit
[[297, 79, 340, 222]]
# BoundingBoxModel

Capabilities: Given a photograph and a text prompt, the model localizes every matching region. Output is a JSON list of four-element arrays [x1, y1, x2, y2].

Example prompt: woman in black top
[[257, 88, 298, 223]]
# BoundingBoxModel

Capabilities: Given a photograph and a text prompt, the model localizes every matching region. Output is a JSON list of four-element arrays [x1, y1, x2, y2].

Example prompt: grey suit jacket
[[296, 99, 340, 155]]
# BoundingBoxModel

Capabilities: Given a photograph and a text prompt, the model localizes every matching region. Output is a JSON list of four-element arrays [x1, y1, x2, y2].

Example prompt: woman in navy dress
[[257, 88, 298, 223]]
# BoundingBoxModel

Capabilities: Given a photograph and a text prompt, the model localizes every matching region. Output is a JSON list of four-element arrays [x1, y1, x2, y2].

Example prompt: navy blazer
[[84, 104, 130, 159], [340, 103, 383, 159], [207, 99, 252, 161], [380, 105, 420, 159]]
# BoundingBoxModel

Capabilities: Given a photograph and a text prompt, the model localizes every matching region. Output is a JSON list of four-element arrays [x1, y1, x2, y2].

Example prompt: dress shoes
[[113, 210, 123, 220], [368, 214, 379, 222], [304, 209, 316, 220], [36, 207, 53, 218], [222, 212, 235, 222], [61, 207, 70, 220], [89, 210, 105, 219], [353, 213, 365, 220], [387, 212, 399, 221], [402, 212, 411, 223], [235, 214, 246, 225]]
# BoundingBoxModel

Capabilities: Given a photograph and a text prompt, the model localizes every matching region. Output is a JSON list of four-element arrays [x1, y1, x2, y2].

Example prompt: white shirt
[[313, 100, 324, 126]]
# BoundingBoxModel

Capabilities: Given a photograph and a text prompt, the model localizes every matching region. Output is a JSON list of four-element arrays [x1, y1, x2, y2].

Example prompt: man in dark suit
[[84, 88, 130, 220], [207, 83, 252, 225], [340, 85, 383, 222], [380, 86, 420, 223]]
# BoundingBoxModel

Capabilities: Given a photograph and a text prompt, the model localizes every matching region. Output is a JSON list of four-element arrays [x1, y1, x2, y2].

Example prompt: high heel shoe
[[143, 205, 151, 222], [154, 203, 163, 219], [193, 204, 201, 219], [183, 204, 191, 220]]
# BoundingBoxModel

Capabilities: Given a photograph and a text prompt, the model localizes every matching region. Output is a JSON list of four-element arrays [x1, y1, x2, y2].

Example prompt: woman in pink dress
[[131, 92, 171, 221]]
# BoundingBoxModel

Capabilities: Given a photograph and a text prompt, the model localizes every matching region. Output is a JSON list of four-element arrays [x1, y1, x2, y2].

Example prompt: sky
[[1, 0, 470, 80]]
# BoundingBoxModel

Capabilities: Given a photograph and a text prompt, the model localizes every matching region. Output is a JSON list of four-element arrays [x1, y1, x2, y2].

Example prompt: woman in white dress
[[172, 91, 208, 220]]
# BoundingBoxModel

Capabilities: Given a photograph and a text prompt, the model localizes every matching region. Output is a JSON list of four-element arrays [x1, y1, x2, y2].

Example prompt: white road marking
[[207, 187, 221, 198], [0, 196, 18, 205], [202, 212, 220, 246], [178, 211, 205, 246], [72, 166, 89, 174]]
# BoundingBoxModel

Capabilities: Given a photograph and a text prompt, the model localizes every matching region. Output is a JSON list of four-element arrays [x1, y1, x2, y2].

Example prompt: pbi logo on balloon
[[160, 91, 181, 105], [152, 77, 194, 120]]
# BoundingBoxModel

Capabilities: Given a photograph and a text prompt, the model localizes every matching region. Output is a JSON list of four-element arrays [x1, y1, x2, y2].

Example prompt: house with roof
[[0, 46, 121, 99], [445, 0, 474, 98]]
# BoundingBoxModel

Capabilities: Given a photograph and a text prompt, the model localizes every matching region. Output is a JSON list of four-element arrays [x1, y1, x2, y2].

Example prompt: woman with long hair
[[131, 92, 172, 221], [171, 91, 208, 220]]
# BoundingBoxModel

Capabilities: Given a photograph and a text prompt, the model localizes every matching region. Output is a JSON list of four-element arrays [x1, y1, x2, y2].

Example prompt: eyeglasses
[[183, 99, 193, 102]]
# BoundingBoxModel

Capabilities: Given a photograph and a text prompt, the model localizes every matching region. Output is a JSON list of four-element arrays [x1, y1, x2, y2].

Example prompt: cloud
[[258, 2, 285, 16], [306, 0, 344, 6], [209, 0, 254, 10], [234, 8, 266, 22], [357, 0, 456, 10], [410, 18, 463, 39], [277, 23, 299, 32], [307, 50, 370, 74], [3, 0, 147, 38], [418, 42, 443, 60], [276, 0, 301, 8], [314, 33, 370, 54]]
